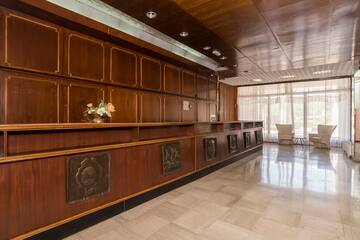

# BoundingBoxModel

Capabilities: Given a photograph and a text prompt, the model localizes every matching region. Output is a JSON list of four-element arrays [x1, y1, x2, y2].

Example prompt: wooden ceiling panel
[[100, 0, 360, 80]]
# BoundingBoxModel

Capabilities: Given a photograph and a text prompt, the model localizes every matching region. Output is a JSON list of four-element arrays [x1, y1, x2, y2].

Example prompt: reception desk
[[0, 121, 262, 239]]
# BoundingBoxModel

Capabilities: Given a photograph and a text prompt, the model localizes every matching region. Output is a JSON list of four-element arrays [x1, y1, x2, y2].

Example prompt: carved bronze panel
[[162, 142, 181, 175], [244, 132, 251, 148], [255, 130, 263, 144], [67, 152, 110, 203], [227, 134, 238, 154], [204, 138, 217, 161]]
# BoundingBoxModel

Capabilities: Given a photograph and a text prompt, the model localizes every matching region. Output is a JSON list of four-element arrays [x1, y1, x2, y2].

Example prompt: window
[[237, 78, 351, 146]]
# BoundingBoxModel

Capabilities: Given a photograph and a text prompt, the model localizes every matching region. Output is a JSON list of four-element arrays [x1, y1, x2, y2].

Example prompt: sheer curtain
[[238, 78, 351, 147]]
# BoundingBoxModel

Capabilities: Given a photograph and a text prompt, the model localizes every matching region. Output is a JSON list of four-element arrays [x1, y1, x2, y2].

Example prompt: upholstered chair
[[275, 124, 294, 145], [309, 125, 337, 149]]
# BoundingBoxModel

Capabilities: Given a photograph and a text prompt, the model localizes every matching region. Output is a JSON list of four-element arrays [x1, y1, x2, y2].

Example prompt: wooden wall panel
[[182, 71, 196, 97], [67, 33, 105, 81], [209, 102, 217, 122], [110, 87, 137, 122], [196, 75, 209, 100], [1, 12, 60, 74], [163, 95, 181, 122], [182, 98, 196, 122], [110, 46, 137, 87], [0, 77, 4, 124], [139, 92, 162, 122], [67, 83, 105, 122], [2, 72, 59, 124], [209, 80, 217, 101], [148, 139, 195, 186], [219, 83, 237, 121], [164, 65, 181, 94], [140, 57, 161, 91], [197, 100, 209, 122]]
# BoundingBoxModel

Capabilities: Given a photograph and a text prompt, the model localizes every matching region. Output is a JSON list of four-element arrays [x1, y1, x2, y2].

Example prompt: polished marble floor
[[66, 144, 360, 240]]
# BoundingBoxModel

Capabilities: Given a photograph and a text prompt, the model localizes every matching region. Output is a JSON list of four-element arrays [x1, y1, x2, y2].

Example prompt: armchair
[[275, 124, 294, 145], [309, 125, 337, 149]]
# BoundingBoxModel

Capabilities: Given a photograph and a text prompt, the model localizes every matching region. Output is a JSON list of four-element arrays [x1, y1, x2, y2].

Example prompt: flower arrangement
[[83, 100, 116, 123]]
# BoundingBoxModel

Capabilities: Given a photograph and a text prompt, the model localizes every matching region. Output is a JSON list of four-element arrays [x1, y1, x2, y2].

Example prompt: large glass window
[[237, 78, 351, 146]]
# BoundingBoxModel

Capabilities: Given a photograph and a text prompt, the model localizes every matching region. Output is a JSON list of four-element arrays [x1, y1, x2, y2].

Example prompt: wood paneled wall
[[0, 6, 219, 124], [219, 82, 237, 121]]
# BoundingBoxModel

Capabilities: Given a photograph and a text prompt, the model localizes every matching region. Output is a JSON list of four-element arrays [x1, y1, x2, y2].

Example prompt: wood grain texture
[[139, 92, 162, 122], [164, 64, 181, 94], [110, 46, 137, 87], [1, 10, 60, 74], [67, 82, 105, 123], [219, 83, 237, 121], [196, 75, 209, 100], [197, 100, 209, 122], [1, 71, 59, 124], [182, 71, 196, 97], [109, 87, 138, 123], [163, 95, 181, 122], [181, 98, 196, 122], [140, 56, 161, 91], [66, 32, 105, 81]]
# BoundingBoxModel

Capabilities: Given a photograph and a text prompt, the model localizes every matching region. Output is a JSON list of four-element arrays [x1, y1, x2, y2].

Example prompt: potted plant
[[83, 100, 115, 123]]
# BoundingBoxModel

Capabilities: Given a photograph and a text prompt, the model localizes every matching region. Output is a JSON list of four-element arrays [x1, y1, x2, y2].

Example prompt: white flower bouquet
[[83, 100, 116, 123]]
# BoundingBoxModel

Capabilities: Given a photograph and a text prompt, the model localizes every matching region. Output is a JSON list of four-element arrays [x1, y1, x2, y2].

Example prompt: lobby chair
[[275, 124, 294, 145], [309, 125, 337, 149]]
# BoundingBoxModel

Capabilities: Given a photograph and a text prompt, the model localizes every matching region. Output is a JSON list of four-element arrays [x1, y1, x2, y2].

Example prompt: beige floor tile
[[233, 198, 270, 214], [77, 219, 121, 239], [169, 192, 204, 209], [263, 204, 301, 227], [147, 201, 188, 221], [148, 223, 199, 240], [222, 207, 261, 229], [173, 209, 218, 234], [252, 218, 302, 240], [124, 214, 169, 238], [206, 191, 238, 207], [201, 220, 251, 240], [299, 214, 344, 237]]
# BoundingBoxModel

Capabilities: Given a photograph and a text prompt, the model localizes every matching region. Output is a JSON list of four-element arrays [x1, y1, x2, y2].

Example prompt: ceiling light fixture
[[212, 49, 221, 57], [313, 70, 332, 75], [220, 56, 227, 60], [179, 31, 189, 37], [252, 79, 262, 82], [280, 75, 296, 79], [146, 10, 157, 19], [203, 46, 211, 50]]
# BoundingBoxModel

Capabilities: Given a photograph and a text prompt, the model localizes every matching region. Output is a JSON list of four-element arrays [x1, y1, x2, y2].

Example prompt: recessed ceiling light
[[146, 10, 157, 19], [203, 46, 211, 50], [252, 79, 262, 82], [179, 31, 189, 37], [220, 56, 227, 60], [280, 75, 296, 79], [313, 70, 332, 75], [212, 49, 221, 56]]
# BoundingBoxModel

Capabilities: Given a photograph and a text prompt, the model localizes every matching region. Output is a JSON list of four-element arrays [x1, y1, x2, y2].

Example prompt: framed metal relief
[[255, 130, 263, 144], [204, 138, 217, 161], [162, 142, 181, 175], [243, 132, 251, 148], [67, 152, 110, 203], [227, 134, 238, 154]]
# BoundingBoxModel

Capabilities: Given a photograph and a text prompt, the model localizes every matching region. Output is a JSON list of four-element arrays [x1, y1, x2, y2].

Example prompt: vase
[[92, 116, 104, 123]]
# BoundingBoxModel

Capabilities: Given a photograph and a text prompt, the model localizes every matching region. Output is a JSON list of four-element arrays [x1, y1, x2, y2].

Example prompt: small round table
[[294, 137, 307, 146]]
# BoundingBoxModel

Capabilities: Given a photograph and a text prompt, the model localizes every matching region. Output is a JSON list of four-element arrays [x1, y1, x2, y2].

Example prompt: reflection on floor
[[66, 143, 360, 240]]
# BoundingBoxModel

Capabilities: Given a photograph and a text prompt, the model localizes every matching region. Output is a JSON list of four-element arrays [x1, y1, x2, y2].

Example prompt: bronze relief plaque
[[162, 142, 181, 175], [204, 138, 217, 161], [255, 130, 263, 144], [227, 134, 238, 154], [67, 152, 110, 203], [244, 132, 251, 148]]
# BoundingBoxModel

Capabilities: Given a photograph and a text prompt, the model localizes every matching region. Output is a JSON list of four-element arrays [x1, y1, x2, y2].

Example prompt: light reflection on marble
[[67, 143, 360, 240]]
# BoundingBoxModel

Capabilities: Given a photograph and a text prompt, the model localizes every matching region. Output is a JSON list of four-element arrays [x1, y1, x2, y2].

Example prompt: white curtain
[[238, 78, 351, 147]]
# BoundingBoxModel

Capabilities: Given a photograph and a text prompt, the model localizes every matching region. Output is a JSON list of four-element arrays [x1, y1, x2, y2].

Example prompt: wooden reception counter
[[0, 121, 262, 239]]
